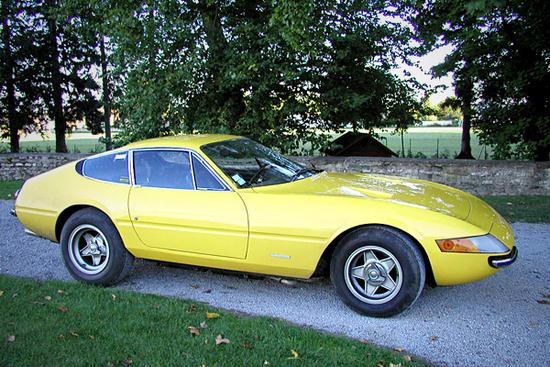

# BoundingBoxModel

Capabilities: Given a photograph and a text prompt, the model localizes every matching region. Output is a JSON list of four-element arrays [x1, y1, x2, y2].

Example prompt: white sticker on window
[[114, 153, 127, 160], [232, 174, 246, 186]]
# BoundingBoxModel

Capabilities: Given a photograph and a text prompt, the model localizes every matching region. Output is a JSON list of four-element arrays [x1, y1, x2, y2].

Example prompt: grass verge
[[0, 275, 422, 367], [481, 196, 550, 223], [0, 180, 23, 199]]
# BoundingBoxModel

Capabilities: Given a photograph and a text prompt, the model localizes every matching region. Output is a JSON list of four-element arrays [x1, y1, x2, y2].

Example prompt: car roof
[[125, 134, 241, 150]]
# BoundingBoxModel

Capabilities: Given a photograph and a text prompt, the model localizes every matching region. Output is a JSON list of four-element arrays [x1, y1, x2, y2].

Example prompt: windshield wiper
[[290, 168, 318, 182]]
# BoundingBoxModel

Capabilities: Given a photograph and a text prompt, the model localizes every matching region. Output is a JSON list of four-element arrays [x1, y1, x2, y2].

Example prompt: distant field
[[0, 131, 105, 153], [1, 127, 493, 159], [374, 127, 492, 159]]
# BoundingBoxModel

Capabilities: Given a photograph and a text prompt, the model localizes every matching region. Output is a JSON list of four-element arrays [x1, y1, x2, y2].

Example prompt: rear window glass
[[83, 152, 129, 184], [134, 150, 194, 190], [192, 155, 225, 191]]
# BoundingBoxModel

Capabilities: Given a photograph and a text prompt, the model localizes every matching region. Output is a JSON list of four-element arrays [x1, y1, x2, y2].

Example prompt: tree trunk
[[197, 0, 246, 132], [46, 0, 67, 153], [533, 144, 549, 161], [455, 72, 474, 160], [1, 0, 19, 152], [100, 34, 112, 150]]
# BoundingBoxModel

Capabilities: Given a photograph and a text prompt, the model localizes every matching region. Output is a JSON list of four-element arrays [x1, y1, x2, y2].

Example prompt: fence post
[[436, 138, 439, 158]]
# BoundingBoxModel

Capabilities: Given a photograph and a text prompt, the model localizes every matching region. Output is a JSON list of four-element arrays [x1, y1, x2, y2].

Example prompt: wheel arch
[[313, 223, 436, 287], [55, 205, 111, 242]]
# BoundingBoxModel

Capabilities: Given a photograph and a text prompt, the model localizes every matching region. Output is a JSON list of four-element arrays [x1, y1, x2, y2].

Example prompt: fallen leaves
[[0, 290, 4, 297], [215, 334, 230, 345], [44, 296, 52, 301], [199, 321, 208, 329], [57, 289, 65, 295], [403, 355, 412, 362], [187, 304, 196, 312], [190, 284, 200, 289], [430, 335, 439, 342], [389, 363, 402, 367], [57, 304, 68, 313], [394, 347, 404, 352], [287, 349, 299, 360], [536, 299, 550, 305], [188, 326, 200, 337], [242, 341, 253, 349], [206, 312, 220, 319], [6, 335, 15, 343], [111, 294, 117, 301]]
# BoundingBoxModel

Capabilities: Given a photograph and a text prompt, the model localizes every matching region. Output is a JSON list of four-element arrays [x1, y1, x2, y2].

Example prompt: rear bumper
[[488, 246, 518, 269]]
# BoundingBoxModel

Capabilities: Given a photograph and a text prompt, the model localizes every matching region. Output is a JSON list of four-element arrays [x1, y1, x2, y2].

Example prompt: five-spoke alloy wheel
[[61, 208, 134, 285], [68, 224, 110, 275], [331, 226, 426, 317]]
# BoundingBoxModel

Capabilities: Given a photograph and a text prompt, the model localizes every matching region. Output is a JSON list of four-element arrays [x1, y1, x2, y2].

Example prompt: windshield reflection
[[201, 138, 320, 188]]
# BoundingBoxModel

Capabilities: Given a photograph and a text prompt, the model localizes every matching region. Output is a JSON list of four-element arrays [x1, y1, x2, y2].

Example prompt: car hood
[[255, 171, 472, 221]]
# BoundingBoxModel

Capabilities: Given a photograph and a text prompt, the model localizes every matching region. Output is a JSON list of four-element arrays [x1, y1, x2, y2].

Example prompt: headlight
[[436, 234, 509, 253]]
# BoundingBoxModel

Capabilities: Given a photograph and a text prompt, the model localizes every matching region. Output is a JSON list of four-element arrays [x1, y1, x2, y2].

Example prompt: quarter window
[[133, 150, 194, 190], [83, 152, 129, 184], [192, 155, 225, 191]]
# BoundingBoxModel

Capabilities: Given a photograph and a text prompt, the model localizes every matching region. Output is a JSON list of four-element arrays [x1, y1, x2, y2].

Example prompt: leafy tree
[[0, 0, 48, 152], [109, 0, 425, 154], [412, 0, 550, 161]]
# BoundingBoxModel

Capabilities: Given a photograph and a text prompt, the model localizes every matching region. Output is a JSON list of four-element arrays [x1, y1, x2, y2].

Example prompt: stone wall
[[292, 156, 550, 196], [1, 153, 549, 195], [0, 153, 89, 181]]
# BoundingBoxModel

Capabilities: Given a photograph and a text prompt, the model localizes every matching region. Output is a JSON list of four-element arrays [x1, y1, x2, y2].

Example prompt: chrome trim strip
[[489, 247, 518, 269], [188, 150, 197, 190], [191, 152, 231, 191], [24, 228, 38, 237]]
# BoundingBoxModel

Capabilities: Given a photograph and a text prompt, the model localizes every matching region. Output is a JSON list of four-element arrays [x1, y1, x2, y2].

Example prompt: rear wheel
[[61, 208, 134, 285], [330, 226, 425, 317]]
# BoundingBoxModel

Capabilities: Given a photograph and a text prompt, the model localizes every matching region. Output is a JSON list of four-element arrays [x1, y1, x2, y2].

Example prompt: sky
[[402, 45, 455, 104]]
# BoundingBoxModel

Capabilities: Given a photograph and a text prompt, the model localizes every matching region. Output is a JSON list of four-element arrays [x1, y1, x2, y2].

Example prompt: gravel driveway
[[1, 200, 548, 366]]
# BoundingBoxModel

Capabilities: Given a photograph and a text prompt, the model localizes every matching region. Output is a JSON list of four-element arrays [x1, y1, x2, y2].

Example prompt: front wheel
[[330, 226, 426, 317], [61, 208, 134, 286]]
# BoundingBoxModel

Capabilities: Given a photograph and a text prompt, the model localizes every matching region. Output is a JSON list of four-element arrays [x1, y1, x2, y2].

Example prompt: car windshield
[[201, 138, 320, 188]]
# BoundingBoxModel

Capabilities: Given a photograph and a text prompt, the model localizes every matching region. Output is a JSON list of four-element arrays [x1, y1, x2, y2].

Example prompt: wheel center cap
[[365, 263, 386, 285]]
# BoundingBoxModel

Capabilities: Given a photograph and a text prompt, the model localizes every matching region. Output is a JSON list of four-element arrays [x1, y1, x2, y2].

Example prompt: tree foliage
[[412, 0, 550, 161], [107, 0, 425, 153]]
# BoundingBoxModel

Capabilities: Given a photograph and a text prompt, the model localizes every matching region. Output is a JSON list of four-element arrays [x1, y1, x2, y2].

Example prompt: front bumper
[[10, 208, 16, 217], [488, 246, 518, 269]]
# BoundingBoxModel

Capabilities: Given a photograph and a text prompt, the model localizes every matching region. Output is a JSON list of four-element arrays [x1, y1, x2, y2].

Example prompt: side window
[[83, 152, 129, 184], [133, 150, 194, 190], [192, 155, 225, 191]]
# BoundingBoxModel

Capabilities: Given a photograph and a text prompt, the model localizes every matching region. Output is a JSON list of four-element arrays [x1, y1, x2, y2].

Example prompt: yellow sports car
[[12, 135, 517, 317]]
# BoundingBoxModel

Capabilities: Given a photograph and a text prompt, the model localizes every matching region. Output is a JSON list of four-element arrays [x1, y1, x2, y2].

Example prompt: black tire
[[330, 226, 425, 317], [61, 208, 134, 286]]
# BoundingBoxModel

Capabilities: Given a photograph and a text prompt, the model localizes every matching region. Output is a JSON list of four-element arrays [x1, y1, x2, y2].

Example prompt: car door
[[128, 149, 249, 259]]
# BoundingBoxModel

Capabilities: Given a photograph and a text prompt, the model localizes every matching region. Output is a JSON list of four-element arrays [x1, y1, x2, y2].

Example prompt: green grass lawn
[[0, 138, 105, 154], [0, 275, 422, 367], [376, 129, 491, 159], [482, 196, 550, 223], [0, 180, 23, 199]]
